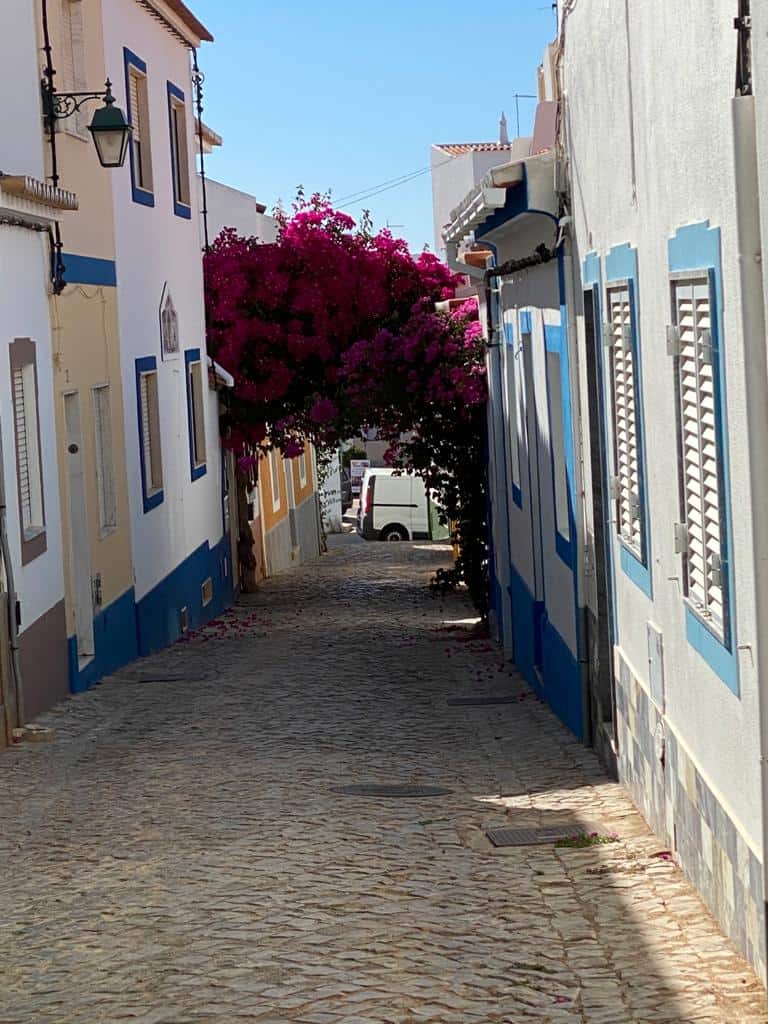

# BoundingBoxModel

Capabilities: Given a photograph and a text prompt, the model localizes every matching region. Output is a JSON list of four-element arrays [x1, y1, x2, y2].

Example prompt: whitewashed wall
[[202, 177, 278, 246], [562, 0, 761, 847], [0, 229, 65, 630], [2, 0, 47, 177], [104, 1, 223, 604]]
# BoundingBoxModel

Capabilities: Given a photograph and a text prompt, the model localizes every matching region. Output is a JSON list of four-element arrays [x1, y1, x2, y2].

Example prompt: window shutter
[[673, 278, 724, 628], [13, 368, 32, 531], [607, 286, 643, 556], [129, 71, 141, 141], [93, 386, 116, 532]]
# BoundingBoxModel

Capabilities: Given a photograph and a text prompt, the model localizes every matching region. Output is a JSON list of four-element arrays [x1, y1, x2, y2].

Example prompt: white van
[[357, 469, 430, 541]]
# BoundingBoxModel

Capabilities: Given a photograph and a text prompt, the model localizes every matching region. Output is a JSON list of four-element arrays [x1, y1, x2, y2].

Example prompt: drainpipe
[[733, 91, 768, 974]]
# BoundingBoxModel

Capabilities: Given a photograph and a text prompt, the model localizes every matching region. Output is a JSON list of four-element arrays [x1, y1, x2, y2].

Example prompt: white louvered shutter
[[129, 71, 141, 139], [93, 386, 116, 531], [673, 278, 724, 629], [61, 2, 87, 135], [13, 369, 32, 531], [140, 373, 158, 492], [607, 286, 643, 556]]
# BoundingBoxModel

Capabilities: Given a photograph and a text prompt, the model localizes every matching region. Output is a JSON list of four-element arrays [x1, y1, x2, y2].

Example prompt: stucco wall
[[3, 0, 47, 177], [104, 0, 225, 604], [0, 229, 67, 638], [562, 0, 761, 849], [202, 177, 278, 245]]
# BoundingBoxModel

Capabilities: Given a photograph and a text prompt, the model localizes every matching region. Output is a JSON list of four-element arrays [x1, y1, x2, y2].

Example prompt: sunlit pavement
[[0, 542, 765, 1022]]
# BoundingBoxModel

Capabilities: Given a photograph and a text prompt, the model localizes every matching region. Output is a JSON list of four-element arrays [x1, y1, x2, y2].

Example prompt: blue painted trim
[[669, 221, 738, 694], [135, 535, 234, 656], [68, 587, 139, 694], [584, 254, 619, 646], [507, 565, 583, 738], [60, 253, 117, 287], [519, 310, 532, 334], [167, 81, 192, 220], [686, 607, 738, 694], [185, 348, 207, 481], [543, 317, 575, 570], [135, 355, 164, 513], [605, 243, 653, 598], [503, 313, 523, 509], [123, 48, 155, 208]]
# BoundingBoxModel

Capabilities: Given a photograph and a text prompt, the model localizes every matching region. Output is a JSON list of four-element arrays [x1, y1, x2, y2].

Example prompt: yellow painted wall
[[40, 0, 135, 630], [51, 288, 133, 628], [259, 448, 290, 534]]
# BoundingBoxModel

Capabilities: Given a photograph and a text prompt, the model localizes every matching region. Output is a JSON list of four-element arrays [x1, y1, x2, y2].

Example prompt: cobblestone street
[[0, 540, 766, 1023]]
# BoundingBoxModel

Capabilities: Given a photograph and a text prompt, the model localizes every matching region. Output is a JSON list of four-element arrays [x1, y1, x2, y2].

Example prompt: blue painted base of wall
[[68, 536, 234, 693], [508, 564, 583, 738], [69, 586, 139, 694], [136, 536, 234, 656]]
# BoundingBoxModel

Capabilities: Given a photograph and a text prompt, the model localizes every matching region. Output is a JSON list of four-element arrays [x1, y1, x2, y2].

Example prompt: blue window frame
[[167, 82, 192, 219], [185, 348, 207, 481], [135, 356, 163, 513], [123, 48, 154, 208], [668, 221, 738, 695], [605, 243, 652, 598]]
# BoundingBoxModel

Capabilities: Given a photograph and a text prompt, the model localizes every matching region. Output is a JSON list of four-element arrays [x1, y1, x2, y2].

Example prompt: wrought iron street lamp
[[42, 79, 131, 169]]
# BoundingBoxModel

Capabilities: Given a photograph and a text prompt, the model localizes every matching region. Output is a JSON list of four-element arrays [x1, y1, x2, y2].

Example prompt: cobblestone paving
[[1, 541, 766, 1023]]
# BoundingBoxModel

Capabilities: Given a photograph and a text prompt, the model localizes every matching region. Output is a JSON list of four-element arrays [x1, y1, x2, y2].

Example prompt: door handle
[[68, 443, 79, 454]]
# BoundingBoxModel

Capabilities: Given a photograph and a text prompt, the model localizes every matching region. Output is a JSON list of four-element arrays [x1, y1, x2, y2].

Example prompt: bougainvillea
[[204, 194, 489, 612]]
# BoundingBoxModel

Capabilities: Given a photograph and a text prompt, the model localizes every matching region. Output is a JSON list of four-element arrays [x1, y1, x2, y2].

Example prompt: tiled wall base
[[615, 648, 766, 983]]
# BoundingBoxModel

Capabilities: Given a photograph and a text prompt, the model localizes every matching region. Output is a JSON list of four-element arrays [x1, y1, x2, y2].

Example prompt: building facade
[[438, 5, 768, 984], [102, 0, 232, 653], [40, 0, 137, 694], [0, 0, 75, 732]]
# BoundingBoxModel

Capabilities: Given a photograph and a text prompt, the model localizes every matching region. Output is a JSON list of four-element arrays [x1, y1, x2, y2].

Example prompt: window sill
[[619, 541, 652, 598], [685, 603, 738, 695], [23, 526, 45, 542], [98, 524, 118, 541], [132, 185, 155, 208], [191, 462, 207, 481], [142, 488, 164, 514], [173, 201, 192, 220]]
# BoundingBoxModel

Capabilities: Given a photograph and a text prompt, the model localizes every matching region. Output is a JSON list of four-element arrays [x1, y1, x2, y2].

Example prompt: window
[[670, 275, 727, 635], [60, 0, 87, 137], [185, 349, 206, 480], [606, 284, 644, 559], [160, 287, 179, 358], [9, 340, 46, 564], [92, 385, 117, 534], [268, 448, 280, 512], [167, 82, 191, 217], [543, 320, 575, 568], [298, 449, 308, 488], [135, 357, 163, 512], [124, 49, 153, 206]]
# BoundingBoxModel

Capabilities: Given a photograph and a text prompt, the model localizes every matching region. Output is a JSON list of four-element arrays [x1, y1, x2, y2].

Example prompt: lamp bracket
[[42, 79, 114, 122]]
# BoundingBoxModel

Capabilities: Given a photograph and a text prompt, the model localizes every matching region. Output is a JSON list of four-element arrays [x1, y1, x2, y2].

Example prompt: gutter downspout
[[732, 91, 768, 979]]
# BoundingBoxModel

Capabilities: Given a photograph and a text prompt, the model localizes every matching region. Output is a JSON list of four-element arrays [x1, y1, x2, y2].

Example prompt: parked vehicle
[[340, 468, 352, 512], [357, 469, 429, 541]]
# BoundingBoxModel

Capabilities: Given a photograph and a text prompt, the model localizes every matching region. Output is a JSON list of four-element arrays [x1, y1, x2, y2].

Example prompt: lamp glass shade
[[88, 102, 132, 168]]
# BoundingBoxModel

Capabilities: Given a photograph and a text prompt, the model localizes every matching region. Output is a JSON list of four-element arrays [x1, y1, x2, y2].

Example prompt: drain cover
[[333, 784, 453, 798], [447, 696, 517, 706], [486, 825, 598, 847]]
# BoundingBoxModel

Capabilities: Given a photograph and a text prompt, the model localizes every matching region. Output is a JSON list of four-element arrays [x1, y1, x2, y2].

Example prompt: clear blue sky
[[191, 1, 557, 253]]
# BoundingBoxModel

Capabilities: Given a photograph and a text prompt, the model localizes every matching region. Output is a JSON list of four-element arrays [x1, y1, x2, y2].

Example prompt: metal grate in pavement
[[333, 784, 454, 798], [486, 825, 600, 847], [447, 696, 517, 706]]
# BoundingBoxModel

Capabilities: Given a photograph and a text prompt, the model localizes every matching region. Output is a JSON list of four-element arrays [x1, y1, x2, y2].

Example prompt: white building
[[202, 175, 278, 246], [440, 7, 768, 983], [103, 0, 232, 654], [0, 0, 76, 730]]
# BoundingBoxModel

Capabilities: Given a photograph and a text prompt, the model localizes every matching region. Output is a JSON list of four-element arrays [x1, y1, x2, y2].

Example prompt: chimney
[[499, 111, 510, 145]]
